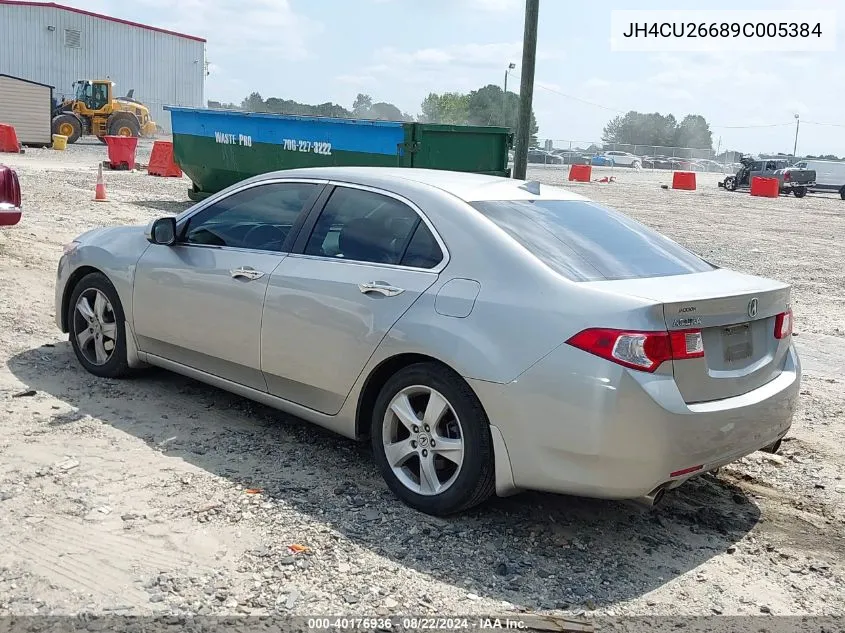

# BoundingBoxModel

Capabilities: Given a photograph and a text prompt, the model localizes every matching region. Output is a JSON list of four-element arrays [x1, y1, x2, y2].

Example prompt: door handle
[[230, 266, 265, 280], [358, 281, 405, 297]]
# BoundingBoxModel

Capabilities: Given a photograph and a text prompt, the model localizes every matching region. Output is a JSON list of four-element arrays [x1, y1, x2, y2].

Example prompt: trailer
[[165, 106, 512, 200]]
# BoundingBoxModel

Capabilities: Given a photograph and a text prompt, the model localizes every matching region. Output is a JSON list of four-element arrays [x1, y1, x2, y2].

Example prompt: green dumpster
[[164, 107, 512, 200]]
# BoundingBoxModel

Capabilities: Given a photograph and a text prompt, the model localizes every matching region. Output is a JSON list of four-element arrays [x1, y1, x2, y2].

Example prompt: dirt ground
[[0, 143, 843, 620]]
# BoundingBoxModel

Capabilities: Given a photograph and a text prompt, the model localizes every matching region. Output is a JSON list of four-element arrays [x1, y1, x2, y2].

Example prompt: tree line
[[209, 84, 538, 144], [602, 111, 714, 150]]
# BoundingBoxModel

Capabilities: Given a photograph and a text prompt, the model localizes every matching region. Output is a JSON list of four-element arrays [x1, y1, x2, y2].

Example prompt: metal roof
[[0, 73, 53, 89], [0, 0, 206, 42]]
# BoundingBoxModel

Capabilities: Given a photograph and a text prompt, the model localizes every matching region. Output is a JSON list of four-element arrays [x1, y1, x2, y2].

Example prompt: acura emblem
[[748, 298, 759, 318]]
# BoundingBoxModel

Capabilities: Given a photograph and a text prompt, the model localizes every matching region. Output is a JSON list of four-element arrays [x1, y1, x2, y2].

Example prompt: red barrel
[[104, 135, 139, 170], [672, 171, 696, 190], [568, 164, 592, 182]]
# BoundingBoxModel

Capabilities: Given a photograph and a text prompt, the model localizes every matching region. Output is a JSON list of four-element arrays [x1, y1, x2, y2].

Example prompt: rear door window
[[470, 199, 715, 282]]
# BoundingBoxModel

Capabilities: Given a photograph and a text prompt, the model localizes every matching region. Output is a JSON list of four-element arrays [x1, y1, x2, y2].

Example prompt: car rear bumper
[[471, 342, 801, 500]]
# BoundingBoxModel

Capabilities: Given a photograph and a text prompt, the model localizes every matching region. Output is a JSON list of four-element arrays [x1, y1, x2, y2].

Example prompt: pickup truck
[[719, 157, 815, 197]]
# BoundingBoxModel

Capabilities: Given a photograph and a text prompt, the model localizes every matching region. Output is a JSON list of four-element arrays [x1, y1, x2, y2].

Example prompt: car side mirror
[[146, 217, 177, 245]]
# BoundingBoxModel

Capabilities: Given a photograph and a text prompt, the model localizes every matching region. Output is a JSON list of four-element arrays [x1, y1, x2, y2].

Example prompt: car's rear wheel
[[632, 160, 641, 169], [371, 363, 495, 515], [67, 272, 130, 379], [793, 186, 807, 198], [839, 185, 845, 200]]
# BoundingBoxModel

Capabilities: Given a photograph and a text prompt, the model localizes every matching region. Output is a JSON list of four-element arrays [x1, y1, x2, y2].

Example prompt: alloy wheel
[[72, 288, 118, 366], [382, 385, 465, 496]]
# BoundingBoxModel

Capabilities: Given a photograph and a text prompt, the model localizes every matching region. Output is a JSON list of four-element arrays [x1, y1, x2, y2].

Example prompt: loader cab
[[73, 80, 111, 113]]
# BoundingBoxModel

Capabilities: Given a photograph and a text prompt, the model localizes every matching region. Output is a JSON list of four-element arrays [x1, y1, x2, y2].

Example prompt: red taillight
[[774, 309, 793, 339], [784, 171, 792, 182], [566, 328, 704, 373]]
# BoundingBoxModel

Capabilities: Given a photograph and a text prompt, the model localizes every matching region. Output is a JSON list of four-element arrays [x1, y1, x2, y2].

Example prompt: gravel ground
[[0, 143, 843, 622]]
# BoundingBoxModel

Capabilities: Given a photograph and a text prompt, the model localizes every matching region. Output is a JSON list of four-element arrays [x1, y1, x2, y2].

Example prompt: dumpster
[[165, 107, 512, 200]]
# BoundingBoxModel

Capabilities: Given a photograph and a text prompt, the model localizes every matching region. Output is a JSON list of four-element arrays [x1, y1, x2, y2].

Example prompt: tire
[[724, 176, 737, 191], [51, 114, 82, 144], [631, 160, 641, 169], [793, 186, 807, 198], [108, 114, 140, 138], [371, 362, 495, 515], [67, 272, 131, 379], [840, 185, 845, 200]]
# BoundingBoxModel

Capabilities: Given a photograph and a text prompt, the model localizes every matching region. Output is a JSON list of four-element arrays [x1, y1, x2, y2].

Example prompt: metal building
[[0, 0, 206, 133], [0, 74, 54, 145]]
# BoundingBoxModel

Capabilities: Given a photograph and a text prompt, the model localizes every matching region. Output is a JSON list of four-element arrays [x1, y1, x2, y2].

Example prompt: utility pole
[[512, 0, 539, 180], [793, 113, 800, 157]]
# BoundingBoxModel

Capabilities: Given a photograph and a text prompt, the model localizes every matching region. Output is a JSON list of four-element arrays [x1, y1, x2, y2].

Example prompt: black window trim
[[171, 178, 328, 256], [287, 181, 450, 272]]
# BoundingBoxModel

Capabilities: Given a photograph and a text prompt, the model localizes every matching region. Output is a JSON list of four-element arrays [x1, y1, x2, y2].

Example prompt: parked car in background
[[551, 150, 590, 165], [642, 155, 673, 170], [527, 149, 563, 164], [793, 159, 845, 199], [591, 154, 615, 167], [696, 159, 730, 173], [55, 166, 800, 515], [720, 156, 815, 197], [0, 164, 22, 227], [603, 151, 641, 168]]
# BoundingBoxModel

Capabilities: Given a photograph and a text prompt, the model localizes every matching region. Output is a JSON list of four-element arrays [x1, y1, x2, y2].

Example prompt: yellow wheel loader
[[51, 80, 157, 144]]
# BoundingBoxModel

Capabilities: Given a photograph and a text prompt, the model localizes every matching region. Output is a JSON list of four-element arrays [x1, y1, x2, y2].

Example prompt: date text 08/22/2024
[[214, 131, 333, 156]]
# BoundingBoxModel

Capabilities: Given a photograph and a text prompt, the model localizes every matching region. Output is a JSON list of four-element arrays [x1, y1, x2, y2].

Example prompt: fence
[[525, 139, 845, 173], [526, 139, 745, 173]]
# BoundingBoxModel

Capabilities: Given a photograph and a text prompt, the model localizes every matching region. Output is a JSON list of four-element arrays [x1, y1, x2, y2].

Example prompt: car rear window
[[470, 199, 716, 282]]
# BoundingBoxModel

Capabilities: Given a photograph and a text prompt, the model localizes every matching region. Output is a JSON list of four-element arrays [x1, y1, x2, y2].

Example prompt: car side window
[[304, 187, 426, 266], [400, 221, 443, 269], [182, 182, 319, 252]]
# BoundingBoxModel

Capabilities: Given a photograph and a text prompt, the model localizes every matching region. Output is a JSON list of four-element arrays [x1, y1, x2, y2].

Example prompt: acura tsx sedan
[[55, 167, 801, 515]]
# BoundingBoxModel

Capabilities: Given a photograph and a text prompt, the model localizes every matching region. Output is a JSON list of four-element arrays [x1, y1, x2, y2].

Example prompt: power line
[[507, 73, 845, 129], [803, 120, 845, 127], [710, 122, 793, 129]]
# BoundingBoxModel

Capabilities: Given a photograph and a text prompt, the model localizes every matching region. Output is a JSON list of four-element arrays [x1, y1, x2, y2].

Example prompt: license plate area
[[723, 323, 752, 362]]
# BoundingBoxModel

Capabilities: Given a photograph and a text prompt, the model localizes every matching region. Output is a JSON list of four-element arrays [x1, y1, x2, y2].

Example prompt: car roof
[[248, 166, 589, 203]]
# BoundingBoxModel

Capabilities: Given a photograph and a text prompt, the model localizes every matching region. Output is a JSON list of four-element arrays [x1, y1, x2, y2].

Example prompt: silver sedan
[[55, 167, 801, 515]]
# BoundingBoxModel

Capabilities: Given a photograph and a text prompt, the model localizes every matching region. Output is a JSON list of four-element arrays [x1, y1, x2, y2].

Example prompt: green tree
[[352, 93, 374, 117], [674, 114, 713, 149], [602, 110, 713, 149], [420, 92, 470, 125], [420, 85, 538, 144], [369, 101, 404, 121], [241, 92, 266, 112]]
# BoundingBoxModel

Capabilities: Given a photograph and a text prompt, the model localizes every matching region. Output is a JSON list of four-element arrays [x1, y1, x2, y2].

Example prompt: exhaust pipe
[[635, 486, 667, 509]]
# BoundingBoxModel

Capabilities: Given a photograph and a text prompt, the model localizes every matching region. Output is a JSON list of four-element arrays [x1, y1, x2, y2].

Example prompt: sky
[[64, 0, 845, 155]]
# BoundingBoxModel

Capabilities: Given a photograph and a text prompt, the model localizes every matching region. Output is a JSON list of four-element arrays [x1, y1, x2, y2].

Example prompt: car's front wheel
[[371, 363, 495, 515], [67, 272, 131, 379]]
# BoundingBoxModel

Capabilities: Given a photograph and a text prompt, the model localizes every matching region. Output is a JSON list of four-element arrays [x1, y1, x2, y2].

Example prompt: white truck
[[792, 159, 845, 199]]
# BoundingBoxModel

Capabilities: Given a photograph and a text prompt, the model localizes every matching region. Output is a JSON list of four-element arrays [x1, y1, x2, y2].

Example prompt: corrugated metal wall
[[0, 3, 205, 133], [0, 76, 52, 144]]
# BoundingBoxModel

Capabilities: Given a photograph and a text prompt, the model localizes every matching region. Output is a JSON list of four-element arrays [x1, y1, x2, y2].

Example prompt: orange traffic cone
[[93, 164, 107, 201]]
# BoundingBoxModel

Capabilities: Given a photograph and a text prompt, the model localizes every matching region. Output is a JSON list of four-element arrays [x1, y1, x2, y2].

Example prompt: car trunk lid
[[584, 269, 793, 403]]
